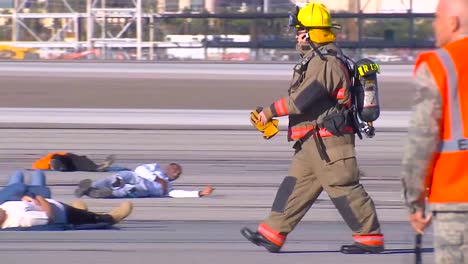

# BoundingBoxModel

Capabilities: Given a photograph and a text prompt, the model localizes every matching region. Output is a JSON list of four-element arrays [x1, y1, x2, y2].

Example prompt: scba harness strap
[[295, 47, 359, 136], [291, 47, 368, 161], [304, 48, 381, 140]]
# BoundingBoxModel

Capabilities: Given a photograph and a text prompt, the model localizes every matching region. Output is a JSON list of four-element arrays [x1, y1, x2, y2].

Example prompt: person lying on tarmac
[[32, 152, 115, 172], [74, 162, 215, 199], [0, 170, 51, 204], [0, 196, 132, 229]]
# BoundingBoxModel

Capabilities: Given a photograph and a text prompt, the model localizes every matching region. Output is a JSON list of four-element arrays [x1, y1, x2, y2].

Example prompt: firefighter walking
[[241, 2, 384, 254]]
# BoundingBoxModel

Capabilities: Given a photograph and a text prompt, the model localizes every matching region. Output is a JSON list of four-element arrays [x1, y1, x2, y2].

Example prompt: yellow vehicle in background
[[0, 45, 40, 60]]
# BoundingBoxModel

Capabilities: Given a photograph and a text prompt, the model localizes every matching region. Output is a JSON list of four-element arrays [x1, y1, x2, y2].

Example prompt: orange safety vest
[[32, 152, 68, 170], [415, 37, 468, 203]]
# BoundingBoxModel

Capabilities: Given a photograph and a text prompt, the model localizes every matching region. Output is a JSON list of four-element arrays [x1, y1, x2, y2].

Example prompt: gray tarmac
[[1, 221, 433, 264], [0, 63, 434, 264], [0, 62, 413, 110], [0, 129, 433, 264]]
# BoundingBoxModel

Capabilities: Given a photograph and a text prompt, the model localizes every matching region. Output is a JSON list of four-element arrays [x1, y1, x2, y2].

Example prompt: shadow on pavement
[[279, 248, 433, 255], [381, 248, 434, 254]]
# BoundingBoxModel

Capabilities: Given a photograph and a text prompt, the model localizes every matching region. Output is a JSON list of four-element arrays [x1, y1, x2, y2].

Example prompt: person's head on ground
[[0, 208, 6, 226], [434, 0, 468, 47], [165, 163, 183, 181], [291, 2, 341, 46]]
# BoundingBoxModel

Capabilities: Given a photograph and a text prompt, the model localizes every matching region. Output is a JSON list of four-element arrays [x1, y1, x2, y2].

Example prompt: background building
[[154, 0, 438, 14], [292, 0, 438, 13], [0, 0, 436, 61], [156, 0, 290, 13]]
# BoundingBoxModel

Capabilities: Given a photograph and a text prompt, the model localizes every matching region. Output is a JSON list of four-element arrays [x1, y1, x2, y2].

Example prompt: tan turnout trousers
[[260, 134, 382, 246]]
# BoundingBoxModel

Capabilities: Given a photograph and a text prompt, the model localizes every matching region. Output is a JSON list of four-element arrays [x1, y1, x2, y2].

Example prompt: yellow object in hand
[[250, 107, 279, 140], [262, 119, 279, 139]]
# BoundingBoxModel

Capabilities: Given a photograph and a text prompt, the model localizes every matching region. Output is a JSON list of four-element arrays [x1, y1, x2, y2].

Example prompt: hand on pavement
[[199, 185, 215, 197]]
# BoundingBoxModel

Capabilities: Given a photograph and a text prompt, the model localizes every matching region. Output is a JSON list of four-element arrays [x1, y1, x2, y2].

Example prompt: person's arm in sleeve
[[111, 184, 137, 198], [21, 195, 54, 224], [329, 60, 352, 107], [168, 186, 214, 198], [262, 59, 329, 120], [401, 62, 442, 213], [135, 163, 165, 182], [34, 195, 54, 223]]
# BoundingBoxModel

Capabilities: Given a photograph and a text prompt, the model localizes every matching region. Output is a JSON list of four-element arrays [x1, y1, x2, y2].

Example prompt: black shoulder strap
[[310, 42, 327, 61], [293, 55, 313, 74], [322, 49, 353, 69]]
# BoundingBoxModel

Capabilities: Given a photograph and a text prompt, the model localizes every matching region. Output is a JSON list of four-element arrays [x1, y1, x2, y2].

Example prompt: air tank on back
[[354, 58, 381, 123]]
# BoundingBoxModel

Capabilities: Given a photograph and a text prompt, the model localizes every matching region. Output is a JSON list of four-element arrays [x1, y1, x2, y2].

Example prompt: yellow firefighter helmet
[[296, 2, 341, 29]]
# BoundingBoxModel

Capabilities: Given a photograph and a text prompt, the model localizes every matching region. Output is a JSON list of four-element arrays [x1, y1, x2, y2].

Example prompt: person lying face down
[[74, 162, 214, 199], [0, 195, 133, 229], [32, 152, 115, 172]]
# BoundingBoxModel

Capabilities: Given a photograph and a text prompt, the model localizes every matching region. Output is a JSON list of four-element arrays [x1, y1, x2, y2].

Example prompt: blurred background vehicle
[[0, 45, 40, 60]]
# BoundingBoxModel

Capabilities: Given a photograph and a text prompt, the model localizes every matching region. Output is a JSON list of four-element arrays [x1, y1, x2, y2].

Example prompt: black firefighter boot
[[241, 227, 282, 253], [340, 242, 384, 254]]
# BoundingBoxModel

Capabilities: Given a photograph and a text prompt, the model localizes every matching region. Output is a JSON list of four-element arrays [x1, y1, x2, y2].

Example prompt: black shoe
[[241, 227, 281, 253], [88, 188, 113, 198], [74, 179, 93, 197], [340, 243, 384, 254]]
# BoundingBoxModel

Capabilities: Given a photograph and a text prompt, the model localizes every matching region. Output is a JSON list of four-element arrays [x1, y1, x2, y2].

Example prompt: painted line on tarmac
[[0, 108, 410, 130], [0, 62, 413, 78]]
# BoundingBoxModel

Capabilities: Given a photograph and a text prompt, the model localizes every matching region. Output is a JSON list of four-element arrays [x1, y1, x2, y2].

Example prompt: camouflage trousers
[[433, 211, 468, 264]]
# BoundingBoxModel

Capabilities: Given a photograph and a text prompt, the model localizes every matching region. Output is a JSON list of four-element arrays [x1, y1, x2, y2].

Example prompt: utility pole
[[264, 0, 270, 13], [409, 0, 415, 49], [101, 0, 106, 58], [357, 0, 363, 57], [86, 0, 93, 50], [101, 0, 106, 39], [12, 0, 19, 44], [149, 10, 154, 61], [136, 0, 142, 60]]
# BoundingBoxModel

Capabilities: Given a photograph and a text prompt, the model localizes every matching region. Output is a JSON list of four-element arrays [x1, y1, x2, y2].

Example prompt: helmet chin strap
[[307, 38, 327, 61]]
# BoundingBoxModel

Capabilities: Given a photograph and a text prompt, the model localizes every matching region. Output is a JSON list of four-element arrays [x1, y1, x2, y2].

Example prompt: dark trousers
[[64, 204, 114, 225], [52, 153, 99, 171]]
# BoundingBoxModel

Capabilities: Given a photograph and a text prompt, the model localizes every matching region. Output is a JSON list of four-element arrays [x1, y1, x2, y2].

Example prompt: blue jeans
[[92, 171, 163, 198], [0, 170, 51, 204], [7, 170, 46, 186]]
